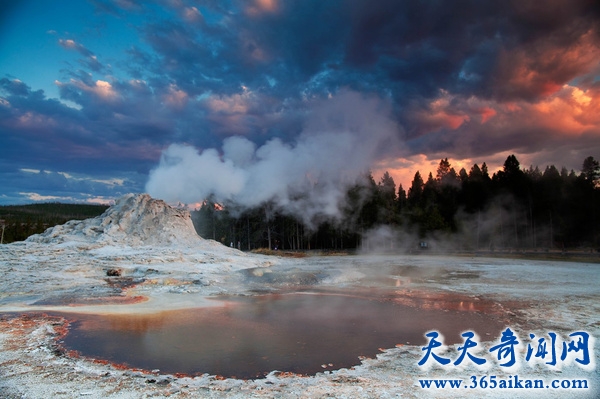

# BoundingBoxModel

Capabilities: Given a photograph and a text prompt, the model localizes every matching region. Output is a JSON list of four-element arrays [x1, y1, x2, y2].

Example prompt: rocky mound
[[27, 193, 204, 246]]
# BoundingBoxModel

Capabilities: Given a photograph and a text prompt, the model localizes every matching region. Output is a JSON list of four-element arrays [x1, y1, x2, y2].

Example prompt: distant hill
[[0, 202, 109, 243]]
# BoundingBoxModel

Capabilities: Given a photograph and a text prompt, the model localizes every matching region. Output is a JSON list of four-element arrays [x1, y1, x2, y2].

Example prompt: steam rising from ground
[[360, 194, 554, 254], [146, 90, 401, 227]]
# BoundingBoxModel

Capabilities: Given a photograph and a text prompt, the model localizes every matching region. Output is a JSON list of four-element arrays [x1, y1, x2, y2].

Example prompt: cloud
[[2, 1, 600, 205], [59, 39, 93, 57], [161, 84, 189, 110], [57, 171, 125, 187], [0, 165, 142, 205], [0, 78, 30, 96], [124, 0, 600, 141], [58, 39, 104, 72], [205, 90, 251, 114], [57, 79, 119, 102], [486, 29, 600, 101], [246, 0, 280, 16], [90, 0, 143, 16], [0, 77, 166, 179], [18, 192, 74, 202], [17, 192, 114, 205], [392, 82, 600, 184], [179, 6, 204, 25]]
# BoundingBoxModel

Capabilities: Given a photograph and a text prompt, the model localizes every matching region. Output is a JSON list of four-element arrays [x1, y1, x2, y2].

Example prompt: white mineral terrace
[[0, 194, 598, 398]]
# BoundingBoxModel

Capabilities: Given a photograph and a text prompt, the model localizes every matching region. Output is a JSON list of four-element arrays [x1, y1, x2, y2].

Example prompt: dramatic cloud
[[0, 0, 599, 203]]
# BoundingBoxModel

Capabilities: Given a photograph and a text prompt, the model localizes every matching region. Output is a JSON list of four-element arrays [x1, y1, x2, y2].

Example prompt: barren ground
[[1, 195, 598, 398], [1, 244, 599, 398]]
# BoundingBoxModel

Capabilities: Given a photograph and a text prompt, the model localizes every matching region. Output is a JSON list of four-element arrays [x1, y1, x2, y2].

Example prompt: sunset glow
[[0, 1, 598, 204]]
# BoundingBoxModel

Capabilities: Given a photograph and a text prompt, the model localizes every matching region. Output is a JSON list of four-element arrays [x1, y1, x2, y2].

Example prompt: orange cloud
[[205, 87, 256, 115], [56, 79, 119, 101], [246, 0, 278, 16], [395, 83, 600, 181], [17, 111, 57, 129], [410, 91, 503, 133], [203, 88, 263, 135], [59, 39, 77, 49], [413, 80, 600, 142], [90, 80, 117, 100], [478, 107, 497, 124], [430, 92, 470, 129], [530, 84, 600, 133], [163, 84, 189, 110], [410, 90, 470, 132], [494, 29, 600, 100]]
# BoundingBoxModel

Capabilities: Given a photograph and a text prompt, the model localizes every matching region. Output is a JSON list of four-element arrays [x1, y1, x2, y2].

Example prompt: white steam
[[145, 90, 401, 227]]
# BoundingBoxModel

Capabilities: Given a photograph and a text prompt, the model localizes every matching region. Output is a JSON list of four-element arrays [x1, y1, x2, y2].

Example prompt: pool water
[[58, 293, 505, 379]]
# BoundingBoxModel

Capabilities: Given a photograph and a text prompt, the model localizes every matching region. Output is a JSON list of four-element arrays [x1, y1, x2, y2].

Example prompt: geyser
[[145, 90, 402, 228]]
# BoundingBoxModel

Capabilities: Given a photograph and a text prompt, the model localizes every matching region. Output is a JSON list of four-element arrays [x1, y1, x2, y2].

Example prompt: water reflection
[[58, 293, 505, 379]]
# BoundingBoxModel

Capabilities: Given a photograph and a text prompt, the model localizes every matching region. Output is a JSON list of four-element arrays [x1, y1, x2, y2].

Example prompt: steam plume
[[146, 90, 401, 228]]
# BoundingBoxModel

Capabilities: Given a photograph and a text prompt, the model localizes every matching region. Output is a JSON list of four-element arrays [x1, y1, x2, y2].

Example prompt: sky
[[1, 0, 600, 207]]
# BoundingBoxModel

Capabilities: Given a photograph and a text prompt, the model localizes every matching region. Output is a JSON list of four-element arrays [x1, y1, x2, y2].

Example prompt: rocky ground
[[0, 194, 598, 398]]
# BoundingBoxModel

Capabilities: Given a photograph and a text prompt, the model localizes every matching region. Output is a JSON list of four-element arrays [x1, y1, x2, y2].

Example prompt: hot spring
[[55, 291, 507, 379]]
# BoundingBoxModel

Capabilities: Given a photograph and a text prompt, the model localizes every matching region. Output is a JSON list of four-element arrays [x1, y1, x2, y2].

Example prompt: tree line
[[191, 155, 600, 252], [0, 203, 109, 243], [2, 155, 597, 251]]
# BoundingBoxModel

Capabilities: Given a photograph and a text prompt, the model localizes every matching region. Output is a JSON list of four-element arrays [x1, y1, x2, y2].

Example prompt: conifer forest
[[192, 155, 600, 253]]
